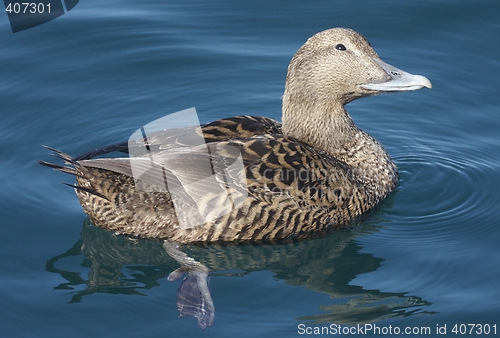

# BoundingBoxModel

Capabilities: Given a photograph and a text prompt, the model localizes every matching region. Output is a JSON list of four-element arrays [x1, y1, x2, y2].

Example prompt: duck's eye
[[335, 44, 346, 51]]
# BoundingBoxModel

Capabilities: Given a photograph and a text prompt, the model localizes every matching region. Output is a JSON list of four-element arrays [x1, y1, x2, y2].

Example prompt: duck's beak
[[360, 57, 432, 92]]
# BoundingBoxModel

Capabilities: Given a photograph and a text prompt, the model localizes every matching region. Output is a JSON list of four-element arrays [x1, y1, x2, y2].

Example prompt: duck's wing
[[136, 115, 282, 149], [78, 134, 354, 229], [78, 141, 250, 229], [79, 143, 248, 196], [232, 135, 355, 208], [74, 116, 282, 161]]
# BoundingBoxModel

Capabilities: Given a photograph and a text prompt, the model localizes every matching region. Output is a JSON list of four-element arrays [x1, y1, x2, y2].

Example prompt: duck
[[40, 28, 431, 243]]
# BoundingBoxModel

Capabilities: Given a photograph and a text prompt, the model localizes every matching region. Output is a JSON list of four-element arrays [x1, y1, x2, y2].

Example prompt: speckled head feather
[[285, 28, 386, 106]]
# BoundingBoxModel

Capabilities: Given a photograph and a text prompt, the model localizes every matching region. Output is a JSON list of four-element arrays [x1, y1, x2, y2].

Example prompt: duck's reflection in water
[[46, 219, 435, 329]]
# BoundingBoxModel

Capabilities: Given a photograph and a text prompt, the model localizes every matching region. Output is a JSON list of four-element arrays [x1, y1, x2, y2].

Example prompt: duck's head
[[283, 28, 432, 108]]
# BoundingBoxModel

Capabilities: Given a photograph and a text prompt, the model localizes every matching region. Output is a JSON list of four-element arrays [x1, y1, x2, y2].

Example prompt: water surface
[[1, 0, 499, 337]]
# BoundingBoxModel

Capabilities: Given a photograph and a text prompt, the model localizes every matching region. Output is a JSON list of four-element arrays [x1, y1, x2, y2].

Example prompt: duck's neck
[[282, 100, 398, 202]]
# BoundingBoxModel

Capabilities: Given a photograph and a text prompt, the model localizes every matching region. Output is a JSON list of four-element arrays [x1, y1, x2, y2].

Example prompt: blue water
[[1, 0, 499, 337]]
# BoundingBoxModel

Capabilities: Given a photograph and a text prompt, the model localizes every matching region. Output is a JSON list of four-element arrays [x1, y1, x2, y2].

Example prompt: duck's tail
[[38, 145, 79, 176], [38, 146, 108, 200]]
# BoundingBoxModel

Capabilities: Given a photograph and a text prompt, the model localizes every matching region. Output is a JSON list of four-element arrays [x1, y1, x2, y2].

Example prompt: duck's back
[[52, 115, 373, 243]]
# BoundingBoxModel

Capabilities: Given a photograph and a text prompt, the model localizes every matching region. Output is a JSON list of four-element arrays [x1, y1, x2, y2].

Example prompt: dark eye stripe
[[335, 44, 346, 51]]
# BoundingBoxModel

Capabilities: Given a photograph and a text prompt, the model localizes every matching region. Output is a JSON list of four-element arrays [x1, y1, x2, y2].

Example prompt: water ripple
[[384, 143, 500, 245]]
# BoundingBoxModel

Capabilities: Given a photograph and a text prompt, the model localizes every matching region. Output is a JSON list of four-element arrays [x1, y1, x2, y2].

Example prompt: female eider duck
[[40, 28, 431, 243]]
